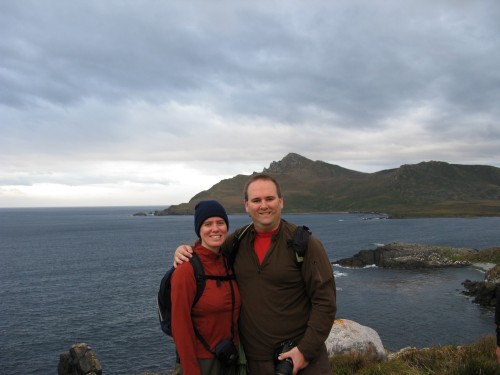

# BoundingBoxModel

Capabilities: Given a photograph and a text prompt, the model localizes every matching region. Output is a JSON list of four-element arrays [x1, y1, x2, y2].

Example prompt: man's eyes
[[251, 197, 275, 203]]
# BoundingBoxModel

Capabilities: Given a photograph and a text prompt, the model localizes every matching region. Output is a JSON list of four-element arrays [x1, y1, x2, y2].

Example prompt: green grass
[[458, 247, 500, 264], [441, 246, 466, 262]]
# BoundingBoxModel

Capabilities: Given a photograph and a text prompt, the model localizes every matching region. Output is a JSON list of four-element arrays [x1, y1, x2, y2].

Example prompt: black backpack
[[157, 223, 311, 337]]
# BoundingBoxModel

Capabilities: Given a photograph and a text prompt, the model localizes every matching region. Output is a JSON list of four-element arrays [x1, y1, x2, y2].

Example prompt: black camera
[[274, 340, 295, 375], [215, 339, 239, 366]]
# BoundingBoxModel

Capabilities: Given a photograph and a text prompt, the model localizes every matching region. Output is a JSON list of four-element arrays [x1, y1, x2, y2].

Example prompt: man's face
[[244, 179, 283, 232]]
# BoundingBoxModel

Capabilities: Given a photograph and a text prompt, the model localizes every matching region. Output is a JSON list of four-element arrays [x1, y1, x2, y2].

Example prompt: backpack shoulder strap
[[227, 223, 253, 267], [190, 252, 205, 306], [290, 225, 311, 263]]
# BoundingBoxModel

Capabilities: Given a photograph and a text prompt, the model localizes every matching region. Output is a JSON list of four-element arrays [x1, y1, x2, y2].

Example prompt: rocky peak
[[263, 153, 314, 173]]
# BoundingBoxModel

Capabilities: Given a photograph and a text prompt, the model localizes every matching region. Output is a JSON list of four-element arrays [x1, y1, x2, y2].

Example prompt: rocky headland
[[334, 242, 474, 269]]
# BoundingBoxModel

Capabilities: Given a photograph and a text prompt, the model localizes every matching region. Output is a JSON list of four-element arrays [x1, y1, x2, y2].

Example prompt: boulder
[[325, 319, 386, 361], [58, 343, 102, 375]]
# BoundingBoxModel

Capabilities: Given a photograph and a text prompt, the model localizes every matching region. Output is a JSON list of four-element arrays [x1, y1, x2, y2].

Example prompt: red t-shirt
[[254, 229, 278, 264]]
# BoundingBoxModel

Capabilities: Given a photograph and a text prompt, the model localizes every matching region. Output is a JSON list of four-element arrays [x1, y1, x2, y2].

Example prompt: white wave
[[332, 263, 378, 271], [332, 263, 351, 269]]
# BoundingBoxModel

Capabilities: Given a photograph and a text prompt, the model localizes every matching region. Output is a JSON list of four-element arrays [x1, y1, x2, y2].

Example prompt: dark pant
[[172, 358, 223, 375], [247, 344, 331, 375]]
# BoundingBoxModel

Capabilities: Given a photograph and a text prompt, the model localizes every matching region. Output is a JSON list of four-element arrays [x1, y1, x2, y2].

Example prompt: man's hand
[[173, 245, 193, 268], [278, 346, 309, 375]]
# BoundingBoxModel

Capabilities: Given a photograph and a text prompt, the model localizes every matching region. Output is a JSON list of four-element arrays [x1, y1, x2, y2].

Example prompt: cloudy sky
[[1, 1, 499, 207]]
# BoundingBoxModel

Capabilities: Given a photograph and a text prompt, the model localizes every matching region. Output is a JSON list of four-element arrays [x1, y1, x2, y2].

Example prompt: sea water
[[0, 207, 498, 375]]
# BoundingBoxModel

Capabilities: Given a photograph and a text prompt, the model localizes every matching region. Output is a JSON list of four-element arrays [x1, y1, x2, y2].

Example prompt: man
[[174, 174, 337, 374]]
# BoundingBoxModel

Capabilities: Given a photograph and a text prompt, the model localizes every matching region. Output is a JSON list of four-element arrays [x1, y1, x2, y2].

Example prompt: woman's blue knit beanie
[[194, 200, 229, 238]]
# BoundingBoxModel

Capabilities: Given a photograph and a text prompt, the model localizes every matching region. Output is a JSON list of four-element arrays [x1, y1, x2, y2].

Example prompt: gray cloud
[[1, 0, 499, 206]]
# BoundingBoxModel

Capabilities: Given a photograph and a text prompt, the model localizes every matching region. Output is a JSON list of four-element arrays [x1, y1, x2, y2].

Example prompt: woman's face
[[199, 216, 228, 252]]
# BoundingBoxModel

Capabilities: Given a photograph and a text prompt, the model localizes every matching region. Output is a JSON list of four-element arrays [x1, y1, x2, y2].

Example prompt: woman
[[171, 200, 241, 375]]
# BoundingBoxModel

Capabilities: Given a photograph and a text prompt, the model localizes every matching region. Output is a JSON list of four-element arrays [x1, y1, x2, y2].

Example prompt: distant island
[[145, 153, 500, 218]]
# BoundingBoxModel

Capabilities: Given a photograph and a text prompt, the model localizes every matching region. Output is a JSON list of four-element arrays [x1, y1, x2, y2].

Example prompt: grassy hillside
[[159, 153, 500, 217]]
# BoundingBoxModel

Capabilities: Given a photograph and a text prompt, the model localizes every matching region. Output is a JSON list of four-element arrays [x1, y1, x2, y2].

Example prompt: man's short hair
[[243, 174, 283, 201]]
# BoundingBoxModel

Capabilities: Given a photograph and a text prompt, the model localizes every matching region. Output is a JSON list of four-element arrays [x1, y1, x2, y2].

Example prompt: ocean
[[0, 207, 499, 375]]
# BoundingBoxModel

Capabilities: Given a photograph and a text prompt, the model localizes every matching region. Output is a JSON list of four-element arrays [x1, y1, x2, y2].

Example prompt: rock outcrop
[[462, 264, 500, 307], [335, 242, 473, 269], [325, 319, 386, 361], [58, 343, 102, 375]]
